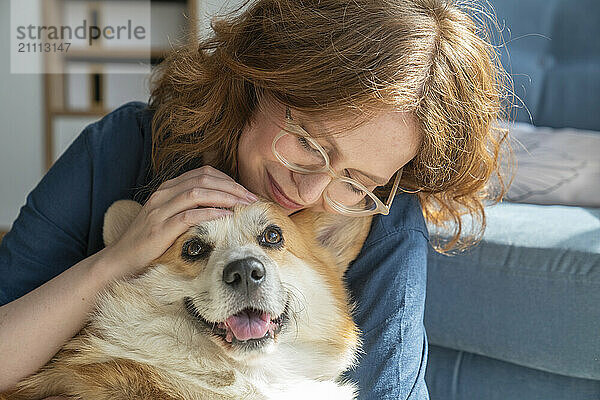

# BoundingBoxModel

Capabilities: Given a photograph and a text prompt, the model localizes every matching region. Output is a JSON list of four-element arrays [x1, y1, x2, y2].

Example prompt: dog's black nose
[[223, 257, 265, 292]]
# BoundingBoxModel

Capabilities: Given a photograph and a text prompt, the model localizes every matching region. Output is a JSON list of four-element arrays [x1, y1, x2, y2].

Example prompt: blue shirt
[[0, 101, 430, 399]]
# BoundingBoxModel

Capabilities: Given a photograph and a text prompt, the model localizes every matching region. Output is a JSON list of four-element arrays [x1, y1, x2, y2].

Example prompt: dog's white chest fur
[[84, 266, 357, 400]]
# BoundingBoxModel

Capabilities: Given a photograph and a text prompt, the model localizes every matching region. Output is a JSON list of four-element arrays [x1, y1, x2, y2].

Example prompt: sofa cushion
[[424, 202, 600, 380], [504, 122, 600, 208]]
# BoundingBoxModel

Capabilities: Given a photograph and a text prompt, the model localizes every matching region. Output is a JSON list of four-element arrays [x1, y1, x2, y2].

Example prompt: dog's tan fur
[[1, 200, 372, 400]]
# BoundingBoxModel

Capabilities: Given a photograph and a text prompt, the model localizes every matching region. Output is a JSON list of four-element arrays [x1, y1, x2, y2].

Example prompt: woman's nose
[[293, 172, 332, 204]]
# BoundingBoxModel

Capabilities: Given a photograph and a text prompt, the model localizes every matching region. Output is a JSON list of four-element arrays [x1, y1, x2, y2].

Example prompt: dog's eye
[[259, 225, 284, 248], [182, 239, 211, 260], [265, 229, 281, 244], [187, 241, 203, 256]]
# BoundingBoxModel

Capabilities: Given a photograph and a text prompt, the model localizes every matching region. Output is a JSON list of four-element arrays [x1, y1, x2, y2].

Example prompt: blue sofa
[[423, 1, 600, 399]]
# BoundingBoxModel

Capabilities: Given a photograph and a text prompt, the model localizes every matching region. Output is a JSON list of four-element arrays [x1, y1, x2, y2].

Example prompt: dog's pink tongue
[[226, 309, 270, 341]]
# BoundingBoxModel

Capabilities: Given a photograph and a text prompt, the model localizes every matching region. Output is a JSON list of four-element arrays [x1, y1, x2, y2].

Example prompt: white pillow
[[503, 122, 600, 208]]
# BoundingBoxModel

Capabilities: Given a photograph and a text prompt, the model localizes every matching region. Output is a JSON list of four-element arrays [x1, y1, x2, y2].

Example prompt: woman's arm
[[0, 247, 116, 389], [342, 194, 430, 400]]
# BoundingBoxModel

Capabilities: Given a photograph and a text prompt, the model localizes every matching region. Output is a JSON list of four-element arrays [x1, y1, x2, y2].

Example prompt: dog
[[2, 199, 372, 399]]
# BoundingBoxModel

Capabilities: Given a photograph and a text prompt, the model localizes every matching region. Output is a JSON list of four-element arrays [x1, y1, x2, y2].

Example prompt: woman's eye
[[259, 225, 284, 248], [342, 171, 367, 195], [297, 136, 320, 154], [346, 182, 365, 195]]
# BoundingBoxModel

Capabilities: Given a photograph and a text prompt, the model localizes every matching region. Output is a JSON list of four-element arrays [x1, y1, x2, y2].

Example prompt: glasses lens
[[325, 179, 381, 212], [273, 131, 327, 170]]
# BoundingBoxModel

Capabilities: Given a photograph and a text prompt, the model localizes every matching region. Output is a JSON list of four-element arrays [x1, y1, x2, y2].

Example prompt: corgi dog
[[2, 200, 372, 400]]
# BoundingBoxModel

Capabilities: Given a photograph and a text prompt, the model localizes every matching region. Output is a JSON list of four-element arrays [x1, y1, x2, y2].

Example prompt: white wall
[[0, 0, 44, 230]]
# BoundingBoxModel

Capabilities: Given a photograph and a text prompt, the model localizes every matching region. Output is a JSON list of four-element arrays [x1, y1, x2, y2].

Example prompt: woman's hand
[[100, 166, 258, 278]]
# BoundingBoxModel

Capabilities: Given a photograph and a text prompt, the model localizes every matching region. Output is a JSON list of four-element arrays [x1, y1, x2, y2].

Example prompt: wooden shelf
[[42, 0, 197, 170]]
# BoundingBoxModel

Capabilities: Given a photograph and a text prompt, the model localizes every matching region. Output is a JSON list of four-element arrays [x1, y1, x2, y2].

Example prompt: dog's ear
[[291, 211, 372, 273], [103, 200, 142, 246]]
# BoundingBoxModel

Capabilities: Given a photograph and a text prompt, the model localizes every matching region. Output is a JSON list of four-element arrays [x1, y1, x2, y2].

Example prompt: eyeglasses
[[271, 107, 402, 216]]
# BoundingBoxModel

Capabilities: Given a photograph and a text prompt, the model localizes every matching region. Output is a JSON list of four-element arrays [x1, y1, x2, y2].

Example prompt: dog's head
[[103, 200, 371, 370]]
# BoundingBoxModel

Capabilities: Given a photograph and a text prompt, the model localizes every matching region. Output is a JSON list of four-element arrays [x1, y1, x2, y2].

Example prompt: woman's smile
[[266, 170, 305, 211]]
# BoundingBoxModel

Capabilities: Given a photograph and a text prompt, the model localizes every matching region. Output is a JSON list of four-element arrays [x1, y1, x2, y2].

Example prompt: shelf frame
[[42, 0, 197, 171]]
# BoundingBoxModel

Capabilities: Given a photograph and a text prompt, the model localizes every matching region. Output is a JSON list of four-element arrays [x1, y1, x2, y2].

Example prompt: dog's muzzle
[[184, 256, 289, 349]]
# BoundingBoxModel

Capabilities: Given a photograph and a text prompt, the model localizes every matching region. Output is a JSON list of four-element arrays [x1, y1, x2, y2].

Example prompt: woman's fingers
[[162, 207, 234, 240], [177, 173, 257, 203], [160, 165, 236, 190], [149, 167, 257, 210], [153, 187, 252, 223], [141, 207, 233, 253]]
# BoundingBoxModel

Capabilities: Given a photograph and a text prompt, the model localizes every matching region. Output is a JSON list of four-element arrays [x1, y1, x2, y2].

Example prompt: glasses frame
[[271, 107, 402, 216]]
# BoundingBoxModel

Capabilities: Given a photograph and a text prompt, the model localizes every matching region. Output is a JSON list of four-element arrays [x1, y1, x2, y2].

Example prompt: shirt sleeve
[[342, 198, 430, 399], [0, 126, 93, 306], [0, 101, 151, 306]]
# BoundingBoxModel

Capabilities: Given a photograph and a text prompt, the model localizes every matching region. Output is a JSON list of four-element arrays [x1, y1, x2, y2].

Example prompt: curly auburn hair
[[147, 0, 513, 253]]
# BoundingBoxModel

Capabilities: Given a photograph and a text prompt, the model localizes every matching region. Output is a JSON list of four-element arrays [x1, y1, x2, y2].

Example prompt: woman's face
[[237, 99, 422, 215]]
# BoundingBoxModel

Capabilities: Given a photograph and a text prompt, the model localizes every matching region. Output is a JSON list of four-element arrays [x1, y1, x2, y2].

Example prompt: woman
[[0, 0, 509, 398]]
